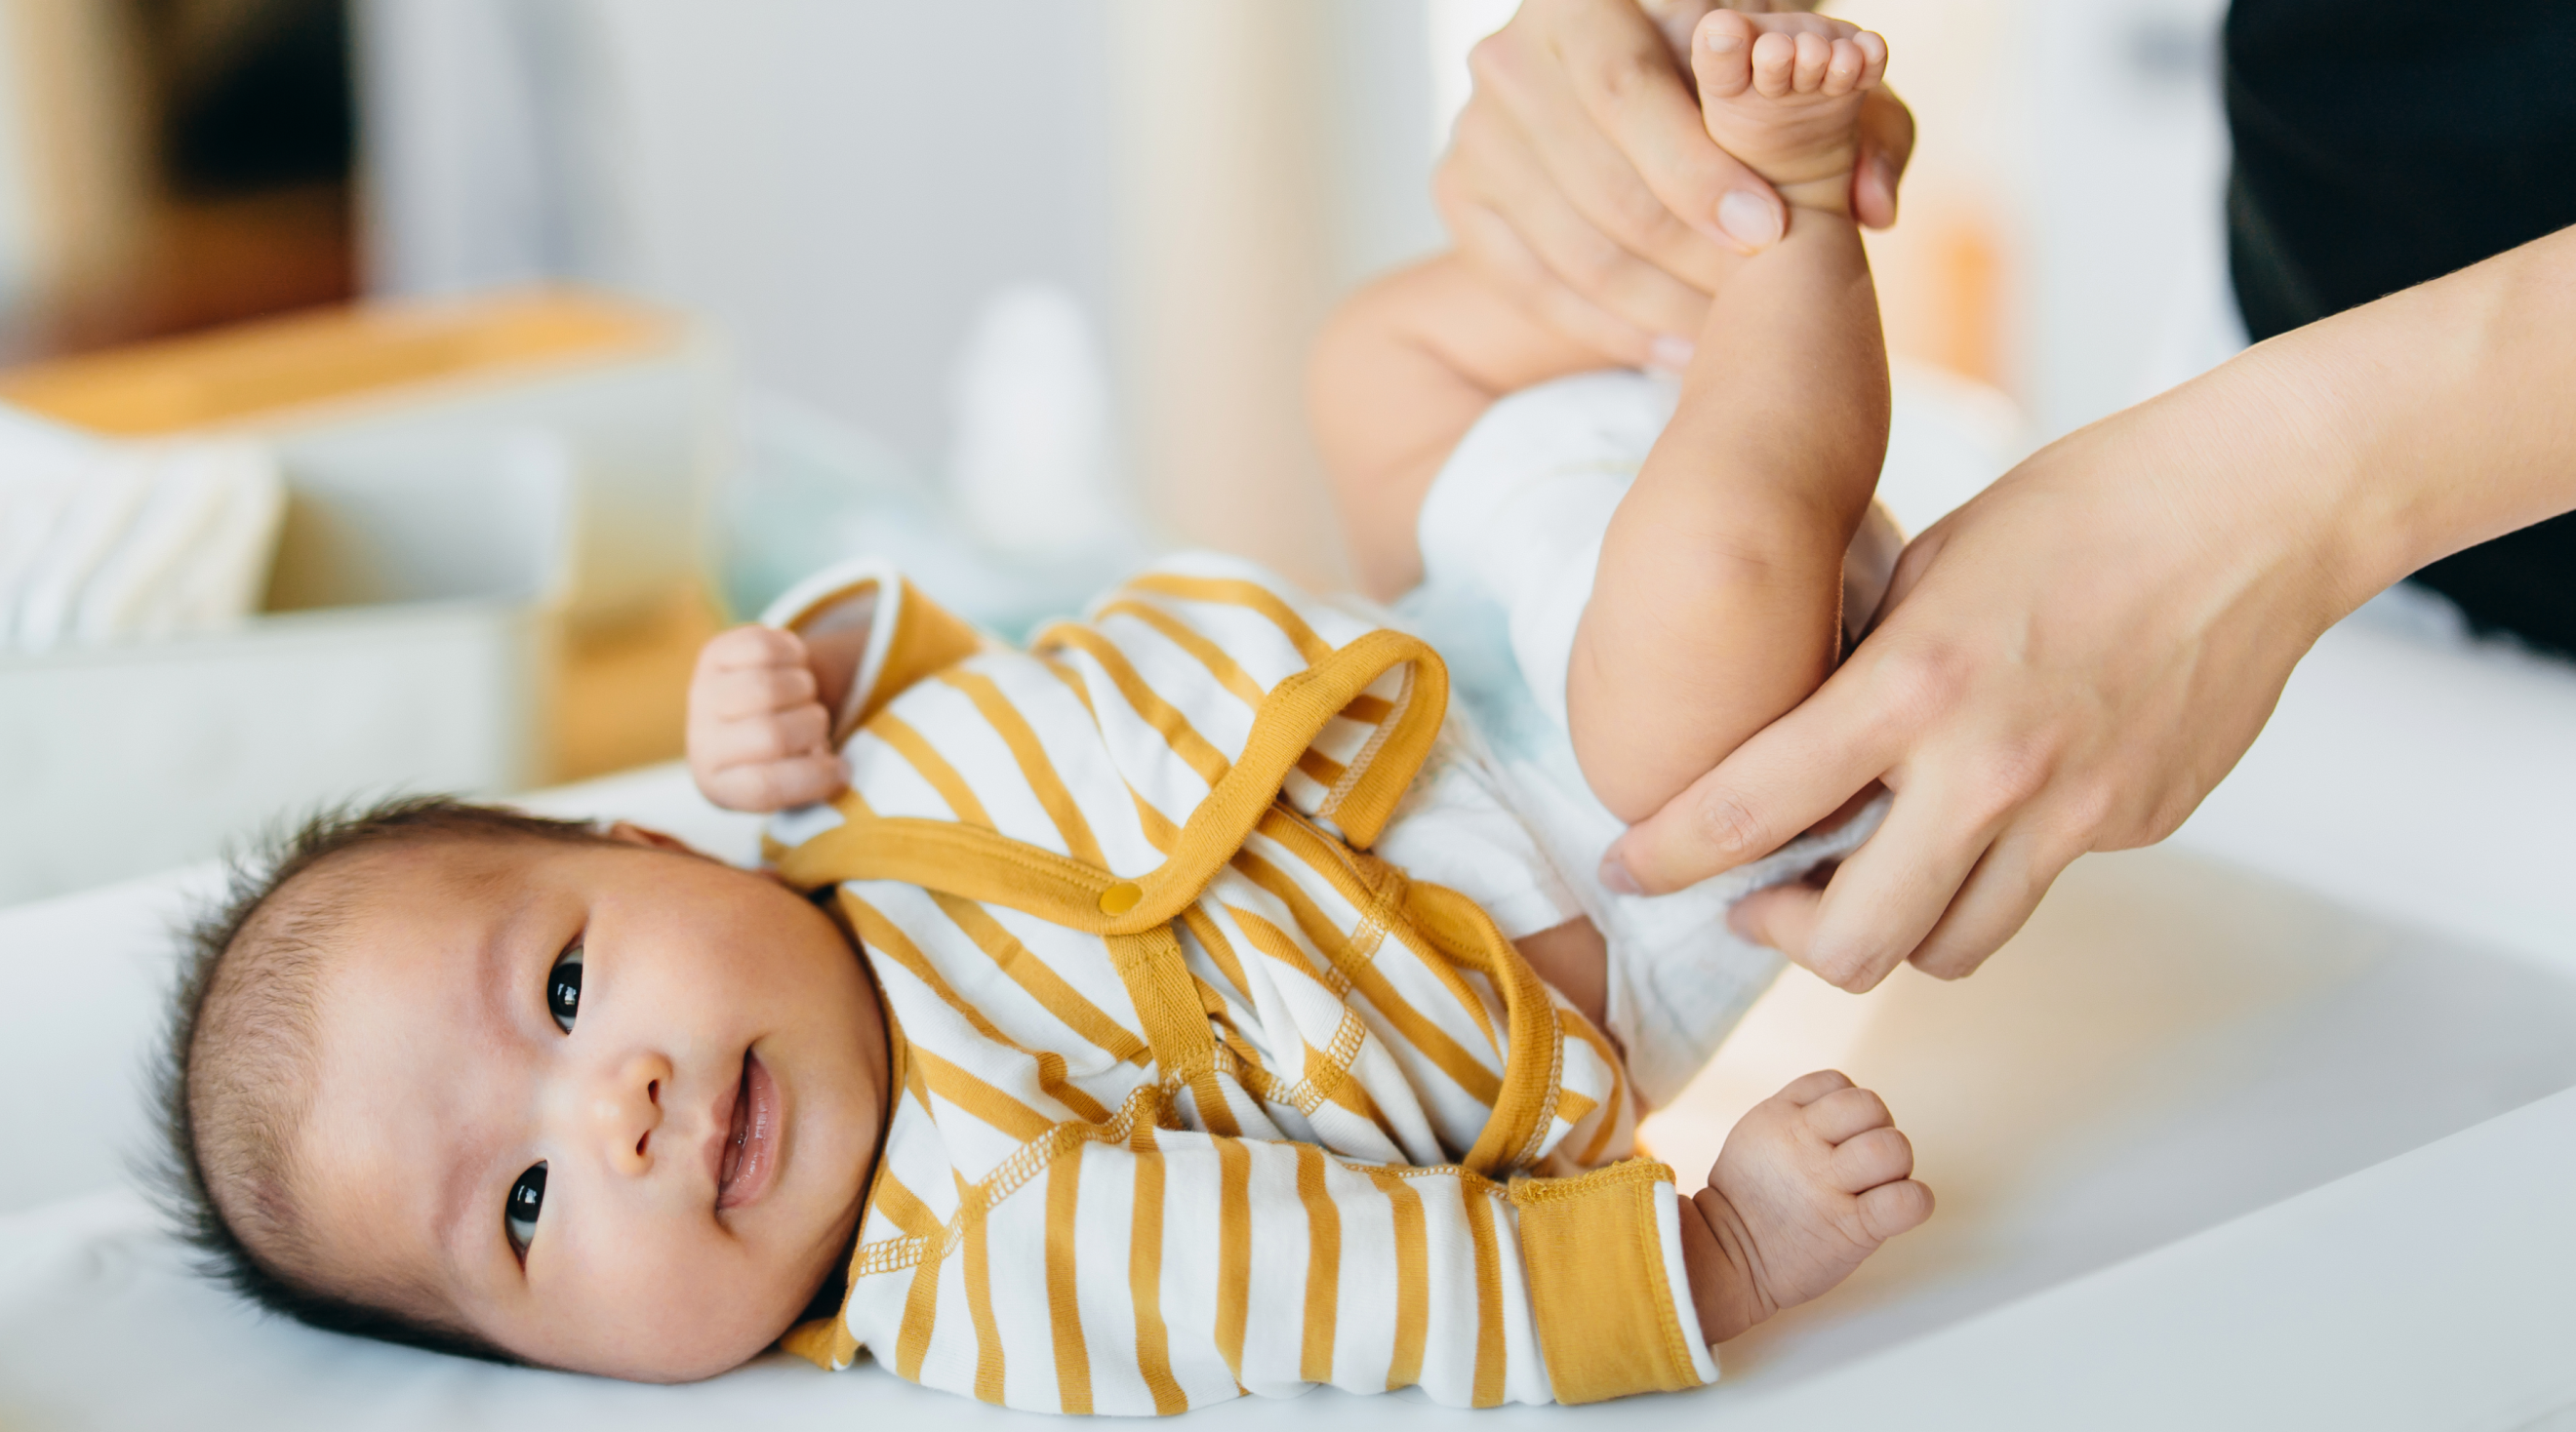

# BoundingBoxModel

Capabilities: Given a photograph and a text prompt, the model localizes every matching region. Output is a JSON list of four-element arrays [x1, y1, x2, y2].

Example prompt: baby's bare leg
[[1569, 12, 1892, 823]]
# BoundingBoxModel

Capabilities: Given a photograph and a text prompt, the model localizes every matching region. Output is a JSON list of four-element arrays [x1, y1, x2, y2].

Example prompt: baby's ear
[[602, 821, 702, 856]]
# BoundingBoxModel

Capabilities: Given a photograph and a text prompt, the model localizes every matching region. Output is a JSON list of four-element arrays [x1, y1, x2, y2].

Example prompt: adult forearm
[[2247, 222, 2576, 616]]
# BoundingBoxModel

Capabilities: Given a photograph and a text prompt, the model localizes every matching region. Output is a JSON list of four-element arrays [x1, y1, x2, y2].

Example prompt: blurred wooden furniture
[[0, 289, 725, 900]]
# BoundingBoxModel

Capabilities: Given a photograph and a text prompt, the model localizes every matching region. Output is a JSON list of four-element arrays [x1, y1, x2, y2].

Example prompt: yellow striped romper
[[761, 551, 1720, 1412]]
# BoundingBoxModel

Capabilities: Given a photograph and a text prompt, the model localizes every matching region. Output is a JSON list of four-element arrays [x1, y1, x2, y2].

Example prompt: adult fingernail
[[1598, 854, 1643, 895], [1716, 188, 1782, 250], [1649, 334, 1696, 370]]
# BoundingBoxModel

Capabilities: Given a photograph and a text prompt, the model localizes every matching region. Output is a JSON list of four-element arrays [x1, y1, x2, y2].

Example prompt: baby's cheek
[[548, 1216, 794, 1380]]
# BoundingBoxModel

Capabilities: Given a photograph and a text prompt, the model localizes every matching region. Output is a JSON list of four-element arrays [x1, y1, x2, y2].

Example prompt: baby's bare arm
[[1308, 257, 1629, 599]]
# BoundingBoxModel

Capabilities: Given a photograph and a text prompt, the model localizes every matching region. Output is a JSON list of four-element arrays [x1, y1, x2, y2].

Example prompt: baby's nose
[[588, 1052, 671, 1176]]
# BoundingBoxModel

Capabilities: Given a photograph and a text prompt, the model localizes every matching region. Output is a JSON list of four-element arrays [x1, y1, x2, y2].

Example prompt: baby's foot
[[1683, 1070, 1932, 1342], [1692, 11, 1889, 217]]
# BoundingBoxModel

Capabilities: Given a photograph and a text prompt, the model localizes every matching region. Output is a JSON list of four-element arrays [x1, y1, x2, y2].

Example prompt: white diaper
[[1385, 370, 1884, 1107]]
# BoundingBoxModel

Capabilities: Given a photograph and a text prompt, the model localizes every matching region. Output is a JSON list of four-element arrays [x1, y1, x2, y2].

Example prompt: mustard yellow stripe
[[1215, 887, 1337, 987], [964, 1184, 1007, 1404], [912, 1044, 1062, 1143], [1322, 1057, 1389, 1130], [1294, 1143, 1343, 1385], [895, 1239, 943, 1383], [1045, 1149, 1093, 1414], [1188, 1067, 1243, 1139], [1215, 1027, 1292, 1107], [1130, 793, 1181, 855], [1295, 746, 1349, 790], [1228, 899, 1504, 1109], [1123, 572, 1333, 664], [845, 892, 1109, 1122], [1301, 1010, 1366, 1121], [871, 1172, 943, 1241], [1340, 692, 1394, 724], [1035, 650, 1097, 715], [1096, 596, 1270, 708], [931, 892, 1150, 1065], [1404, 879, 1566, 1176], [1215, 1137, 1253, 1383], [1037, 1052, 1113, 1125], [870, 711, 994, 828], [842, 893, 1017, 1047], [1368, 1168, 1429, 1391], [1041, 625, 1232, 788], [936, 668, 1110, 867], [1129, 1124, 1187, 1415], [1252, 815, 1502, 1051], [1006, 652, 1184, 856], [1462, 1182, 1508, 1408], [1178, 904, 1254, 1005], [904, 1034, 936, 1113], [1190, 969, 1247, 1043], [1559, 1009, 1626, 1167], [1555, 1088, 1601, 1140]]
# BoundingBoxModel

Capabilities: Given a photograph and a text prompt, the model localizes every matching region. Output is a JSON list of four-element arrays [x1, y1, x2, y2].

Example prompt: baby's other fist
[[687, 624, 849, 813]]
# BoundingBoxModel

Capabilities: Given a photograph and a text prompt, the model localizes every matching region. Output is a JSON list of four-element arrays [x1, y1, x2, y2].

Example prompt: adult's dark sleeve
[[2225, 0, 2576, 656]]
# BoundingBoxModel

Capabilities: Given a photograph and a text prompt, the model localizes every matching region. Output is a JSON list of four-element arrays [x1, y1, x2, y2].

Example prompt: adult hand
[[1599, 351, 2375, 991], [1436, 0, 1915, 368]]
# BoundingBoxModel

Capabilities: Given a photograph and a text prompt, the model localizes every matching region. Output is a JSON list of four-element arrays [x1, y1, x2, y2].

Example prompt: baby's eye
[[547, 944, 583, 1033], [505, 1163, 546, 1256]]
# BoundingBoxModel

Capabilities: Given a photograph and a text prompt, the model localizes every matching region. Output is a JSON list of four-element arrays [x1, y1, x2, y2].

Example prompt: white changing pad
[[9, 596, 2576, 1427]]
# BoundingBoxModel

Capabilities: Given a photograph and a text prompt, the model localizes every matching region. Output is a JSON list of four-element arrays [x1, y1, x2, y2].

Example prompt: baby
[[157, 12, 1923, 1412]]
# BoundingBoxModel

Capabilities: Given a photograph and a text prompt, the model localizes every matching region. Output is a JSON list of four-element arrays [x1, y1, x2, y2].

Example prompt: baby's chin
[[508, 1214, 861, 1382]]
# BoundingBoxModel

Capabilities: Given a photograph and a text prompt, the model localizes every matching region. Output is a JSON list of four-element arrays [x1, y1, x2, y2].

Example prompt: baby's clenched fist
[[687, 624, 850, 813]]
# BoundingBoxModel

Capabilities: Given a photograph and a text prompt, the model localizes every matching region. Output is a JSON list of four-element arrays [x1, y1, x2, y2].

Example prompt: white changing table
[[5, 602, 2575, 1430]]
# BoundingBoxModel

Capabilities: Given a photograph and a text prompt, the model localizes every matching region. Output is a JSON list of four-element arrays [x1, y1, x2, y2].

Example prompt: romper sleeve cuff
[[1510, 1160, 1721, 1404]]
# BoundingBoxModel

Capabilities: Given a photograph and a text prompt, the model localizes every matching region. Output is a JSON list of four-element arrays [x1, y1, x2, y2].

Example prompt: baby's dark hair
[[146, 793, 620, 1365]]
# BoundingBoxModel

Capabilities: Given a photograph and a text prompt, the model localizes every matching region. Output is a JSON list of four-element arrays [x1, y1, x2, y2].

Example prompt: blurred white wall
[[360, 0, 2241, 570], [1825, 0, 2237, 440], [358, 0, 1445, 586], [359, 0, 1122, 478]]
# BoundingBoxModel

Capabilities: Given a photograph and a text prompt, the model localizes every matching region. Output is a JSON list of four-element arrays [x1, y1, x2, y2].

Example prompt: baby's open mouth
[[716, 1050, 783, 1211]]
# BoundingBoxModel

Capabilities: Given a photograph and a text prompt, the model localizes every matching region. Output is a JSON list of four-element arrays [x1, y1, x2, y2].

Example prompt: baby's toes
[[1751, 30, 1798, 98], [1692, 10, 1758, 100], [1791, 31, 1832, 94], [1856, 1177, 1935, 1243], [1854, 30, 1889, 89], [1822, 37, 1868, 97], [1829, 1126, 1914, 1194], [1804, 1086, 1892, 1143]]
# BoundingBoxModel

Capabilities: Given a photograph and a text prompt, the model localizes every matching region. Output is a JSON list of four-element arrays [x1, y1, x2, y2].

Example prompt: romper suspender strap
[[775, 626, 1566, 1174]]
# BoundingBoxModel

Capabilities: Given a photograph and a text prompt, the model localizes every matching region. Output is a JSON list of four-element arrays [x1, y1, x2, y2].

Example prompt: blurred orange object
[[0, 290, 677, 436]]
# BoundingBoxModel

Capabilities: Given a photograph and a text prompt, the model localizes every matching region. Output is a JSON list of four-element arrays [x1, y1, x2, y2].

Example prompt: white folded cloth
[[0, 409, 285, 654]]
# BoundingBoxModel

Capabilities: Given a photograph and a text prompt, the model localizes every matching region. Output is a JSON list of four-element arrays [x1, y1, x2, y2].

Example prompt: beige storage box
[[0, 292, 723, 904]]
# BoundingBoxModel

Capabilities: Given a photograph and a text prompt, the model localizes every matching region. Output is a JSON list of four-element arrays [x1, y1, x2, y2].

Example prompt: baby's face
[[288, 829, 887, 1380]]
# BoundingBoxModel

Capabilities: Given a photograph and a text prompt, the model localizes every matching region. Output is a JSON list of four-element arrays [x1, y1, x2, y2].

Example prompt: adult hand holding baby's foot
[[1681, 1070, 1932, 1343], [687, 624, 850, 812]]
